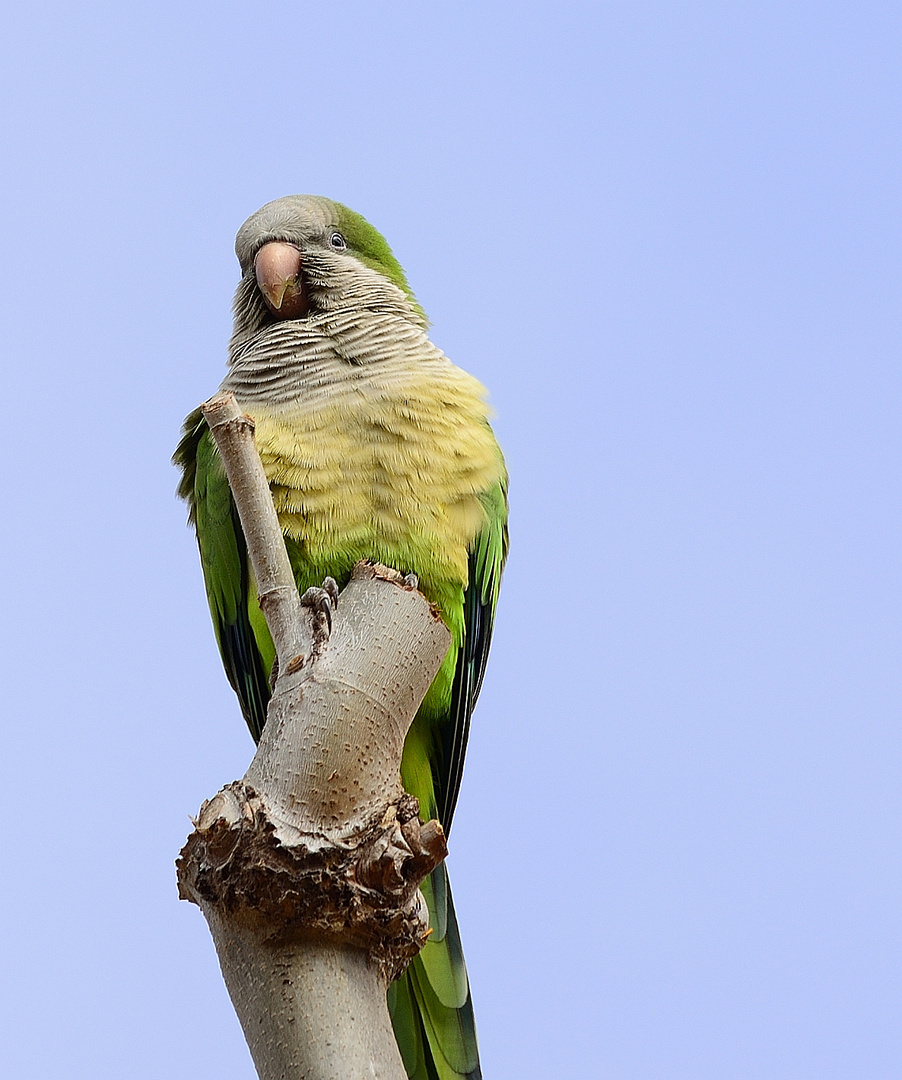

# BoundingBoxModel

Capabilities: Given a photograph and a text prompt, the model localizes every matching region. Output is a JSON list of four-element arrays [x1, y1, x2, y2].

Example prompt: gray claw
[[403, 572, 419, 590], [301, 578, 339, 638], [323, 576, 339, 606]]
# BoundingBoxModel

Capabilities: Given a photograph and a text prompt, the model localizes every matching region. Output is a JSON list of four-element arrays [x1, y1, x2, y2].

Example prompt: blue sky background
[[2, 3, 900, 1077]]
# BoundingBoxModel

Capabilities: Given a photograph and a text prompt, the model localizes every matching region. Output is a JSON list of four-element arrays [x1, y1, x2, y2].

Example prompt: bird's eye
[[329, 231, 347, 251]]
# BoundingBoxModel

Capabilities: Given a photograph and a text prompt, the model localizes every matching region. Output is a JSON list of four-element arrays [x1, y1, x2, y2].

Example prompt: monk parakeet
[[174, 195, 508, 1080]]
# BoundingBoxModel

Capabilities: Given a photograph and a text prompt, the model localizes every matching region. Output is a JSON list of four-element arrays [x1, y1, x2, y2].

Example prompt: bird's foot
[[301, 576, 339, 645], [403, 572, 419, 589]]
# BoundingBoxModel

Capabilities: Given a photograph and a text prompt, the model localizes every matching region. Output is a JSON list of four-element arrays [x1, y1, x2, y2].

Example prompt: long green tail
[[388, 862, 481, 1080]]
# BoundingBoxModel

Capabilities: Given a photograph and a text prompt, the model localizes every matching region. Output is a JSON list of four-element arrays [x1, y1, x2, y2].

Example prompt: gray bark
[[177, 392, 451, 1080]]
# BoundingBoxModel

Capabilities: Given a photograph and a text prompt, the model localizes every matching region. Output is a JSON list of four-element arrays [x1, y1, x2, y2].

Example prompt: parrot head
[[230, 195, 427, 348]]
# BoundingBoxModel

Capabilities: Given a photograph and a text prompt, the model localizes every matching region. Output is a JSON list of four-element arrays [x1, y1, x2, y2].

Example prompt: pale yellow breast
[[242, 361, 503, 584]]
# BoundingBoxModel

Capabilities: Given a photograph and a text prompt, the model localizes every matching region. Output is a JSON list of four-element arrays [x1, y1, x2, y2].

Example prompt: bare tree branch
[[200, 391, 309, 668], [177, 392, 451, 1080]]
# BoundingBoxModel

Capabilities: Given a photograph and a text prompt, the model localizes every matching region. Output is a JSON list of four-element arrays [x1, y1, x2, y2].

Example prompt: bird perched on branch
[[175, 195, 508, 1080]]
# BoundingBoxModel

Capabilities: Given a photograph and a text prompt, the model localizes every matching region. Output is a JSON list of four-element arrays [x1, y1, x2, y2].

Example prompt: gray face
[[235, 195, 337, 273]]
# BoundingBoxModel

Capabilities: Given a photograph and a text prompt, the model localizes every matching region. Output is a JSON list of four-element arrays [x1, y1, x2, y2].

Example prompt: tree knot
[[176, 781, 447, 981]]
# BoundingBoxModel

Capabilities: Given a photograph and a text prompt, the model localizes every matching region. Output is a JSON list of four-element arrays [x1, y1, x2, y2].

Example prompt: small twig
[[201, 391, 309, 667]]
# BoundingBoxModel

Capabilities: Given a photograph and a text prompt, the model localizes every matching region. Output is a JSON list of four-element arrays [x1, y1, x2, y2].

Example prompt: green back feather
[[333, 202, 428, 323]]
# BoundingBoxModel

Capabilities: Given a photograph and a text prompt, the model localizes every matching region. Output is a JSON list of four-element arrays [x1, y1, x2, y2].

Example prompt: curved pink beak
[[254, 241, 308, 319]]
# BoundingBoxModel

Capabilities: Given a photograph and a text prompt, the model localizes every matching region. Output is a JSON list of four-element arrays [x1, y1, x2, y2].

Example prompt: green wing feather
[[174, 411, 269, 740], [176, 416, 507, 1080], [390, 479, 507, 1080], [438, 480, 508, 831]]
